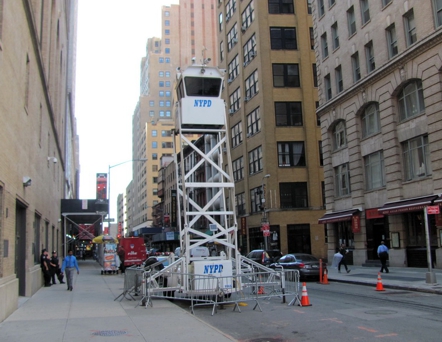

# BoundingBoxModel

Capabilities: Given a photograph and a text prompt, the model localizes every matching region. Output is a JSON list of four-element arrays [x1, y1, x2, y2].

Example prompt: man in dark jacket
[[338, 243, 351, 274], [40, 249, 52, 287], [50, 251, 65, 284]]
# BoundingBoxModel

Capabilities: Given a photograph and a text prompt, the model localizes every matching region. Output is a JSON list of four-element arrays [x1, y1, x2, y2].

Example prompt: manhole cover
[[91, 330, 127, 337], [364, 309, 397, 315]]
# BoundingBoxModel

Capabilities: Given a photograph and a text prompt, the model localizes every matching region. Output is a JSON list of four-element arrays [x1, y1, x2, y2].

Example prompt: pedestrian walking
[[338, 243, 351, 273], [377, 240, 389, 273], [61, 249, 79, 291], [50, 251, 65, 284], [40, 249, 52, 287]]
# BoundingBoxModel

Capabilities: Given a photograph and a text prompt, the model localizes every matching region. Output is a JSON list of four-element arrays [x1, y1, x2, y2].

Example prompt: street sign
[[104, 218, 115, 222], [263, 230, 270, 237], [427, 206, 440, 214], [209, 223, 218, 231], [261, 222, 269, 231]]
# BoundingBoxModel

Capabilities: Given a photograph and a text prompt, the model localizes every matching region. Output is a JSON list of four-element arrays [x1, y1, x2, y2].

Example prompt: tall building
[[128, 1, 219, 236], [0, 1, 79, 322], [314, 0, 442, 268], [217, 0, 325, 256]]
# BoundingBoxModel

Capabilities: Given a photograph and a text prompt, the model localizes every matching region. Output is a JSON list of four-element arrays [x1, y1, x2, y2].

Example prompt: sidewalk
[[327, 265, 442, 294], [0, 260, 236, 342]]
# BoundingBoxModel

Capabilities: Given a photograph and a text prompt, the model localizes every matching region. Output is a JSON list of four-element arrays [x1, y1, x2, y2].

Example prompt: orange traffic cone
[[300, 282, 312, 306], [321, 268, 329, 285], [257, 286, 265, 295], [375, 272, 385, 291]]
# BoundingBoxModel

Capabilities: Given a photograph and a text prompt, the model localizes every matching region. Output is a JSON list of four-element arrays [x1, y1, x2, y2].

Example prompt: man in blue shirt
[[61, 249, 80, 291], [377, 241, 389, 273]]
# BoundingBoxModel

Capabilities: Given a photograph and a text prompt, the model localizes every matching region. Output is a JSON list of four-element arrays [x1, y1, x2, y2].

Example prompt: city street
[[181, 281, 442, 341]]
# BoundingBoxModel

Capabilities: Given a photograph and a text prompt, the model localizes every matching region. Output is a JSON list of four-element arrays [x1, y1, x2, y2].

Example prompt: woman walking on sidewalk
[[61, 249, 79, 291]]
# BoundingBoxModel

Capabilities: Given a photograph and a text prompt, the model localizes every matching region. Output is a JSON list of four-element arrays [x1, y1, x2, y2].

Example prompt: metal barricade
[[114, 266, 143, 301]]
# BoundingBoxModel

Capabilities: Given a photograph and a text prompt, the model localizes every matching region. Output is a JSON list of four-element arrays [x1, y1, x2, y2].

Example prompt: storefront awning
[[378, 195, 439, 215], [133, 227, 163, 236], [318, 209, 361, 224]]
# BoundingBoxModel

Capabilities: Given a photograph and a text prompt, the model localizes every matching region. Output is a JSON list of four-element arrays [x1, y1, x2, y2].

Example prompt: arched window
[[361, 103, 380, 138], [333, 120, 346, 150], [398, 80, 425, 121]]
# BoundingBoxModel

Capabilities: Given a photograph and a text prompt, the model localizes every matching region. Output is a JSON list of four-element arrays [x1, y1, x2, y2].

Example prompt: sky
[[75, 0, 179, 221]]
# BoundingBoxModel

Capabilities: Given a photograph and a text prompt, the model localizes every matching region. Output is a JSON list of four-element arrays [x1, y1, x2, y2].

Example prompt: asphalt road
[[173, 281, 442, 341]]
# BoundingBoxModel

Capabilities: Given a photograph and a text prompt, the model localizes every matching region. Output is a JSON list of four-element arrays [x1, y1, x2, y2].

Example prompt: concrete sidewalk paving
[[327, 265, 442, 294], [0, 260, 236, 342]]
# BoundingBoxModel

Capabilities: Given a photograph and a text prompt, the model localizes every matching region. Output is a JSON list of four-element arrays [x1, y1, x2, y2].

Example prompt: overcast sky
[[75, 0, 179, 220]]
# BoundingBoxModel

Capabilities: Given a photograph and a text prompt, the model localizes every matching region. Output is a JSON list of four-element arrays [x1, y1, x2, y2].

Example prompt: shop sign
[[352, 214, 361, 233]]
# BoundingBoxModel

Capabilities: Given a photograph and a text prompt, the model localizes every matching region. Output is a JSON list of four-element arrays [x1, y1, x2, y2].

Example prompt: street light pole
[[107, 159, 147, 235], [261, 174, 270, 250]]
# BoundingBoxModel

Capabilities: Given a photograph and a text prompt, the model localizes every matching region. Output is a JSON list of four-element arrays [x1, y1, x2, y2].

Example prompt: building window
[[268, 0, 294, 14], [159, 101, 164, 107], [159, 57, 164, 63], [365, 40, 375, 73], [277, 142, 306, 167], [152, 153, 158, 160], [166, 101, 171, 107], [229, 87, 241, 113], [228, 54, 240, 81], [245, 69, 259, 99], [329, 0, 335, 7], [324, 74, 332, 101], [149, 110, 155, 117], [331, 22, 339, 50], [162, 142, 173, 148], [226, 0, 237, 20], [165, 39, 170, 45], [228, 24, 238, 51], [270, 27, 297, 50], [398, 80, 425, 121], [272, 64, 300, 87], [165, 20, 170, 26], [159, 71, 164, 77], [313, 64, 318, 87], [248, 146, 263, 174], [365, 151, 385, 190], [241, 0, 255, 29], [247, 107, 261, 136], [219, 12, 223, 31], [307, 0, 312, 14], [149, 100, 155, 107], [165, 29, 170, 35], [235, 192, 246, 215], [280, 182, 308, 208], [382, 0, 392, 7], [220, 41, 225, 61], [321, 33, 328, 59], [165, 81, 171, 87], [351, 52, 361, 83], [335, 163, 350, 197], [275, 102, 303, 126], [165, 48, 170, 54], [159, 111, 165, 117], [166, 91, 171, 97], [159, 81, 164, 87], [319, 141, 324, 166], [166, 111, 171, 117], [159, 91, 164, 97], [386, 24, 398, 58], [231, 121, 243, 148], [361, 103, 380, 138], [243, 34, 257, 65], [250, 187, 261, 213], [317, 0, 325, 16], [162, 130, 172, 137], [335, 65, 343, 93], [165, 58, 170, 63], [232, 157, 244, 181], [403, 135, 431, 180], [152, 141, 158, 149], [347, 6, 356, 36], [434, 0, 442, 27], [152, 130, 157, 137], [309, 27, 314, 49], [404, 10, 417, 46], [333, 120, 346, 150], [360, 0, 370, 25]]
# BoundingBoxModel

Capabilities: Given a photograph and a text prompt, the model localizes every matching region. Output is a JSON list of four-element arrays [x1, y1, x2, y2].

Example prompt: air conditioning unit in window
[[241, 24, 247, 32], [226, 14, 231, 22], [244, 96, 250, 102], [229, 109, 235, 114], [250, 51, 256, 58], [243, 61, 248, 67], [232, 38, 238, 44], [227, 78, 233, 84]]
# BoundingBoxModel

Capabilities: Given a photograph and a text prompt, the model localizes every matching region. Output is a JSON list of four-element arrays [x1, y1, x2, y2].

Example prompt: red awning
[[378, 195, 439, 215], [318, 209, 360, 224]]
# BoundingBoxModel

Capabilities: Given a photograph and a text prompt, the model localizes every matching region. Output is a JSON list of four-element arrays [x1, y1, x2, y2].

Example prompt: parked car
[[269, 253, 326, 280], [246, 249, 282, 266]]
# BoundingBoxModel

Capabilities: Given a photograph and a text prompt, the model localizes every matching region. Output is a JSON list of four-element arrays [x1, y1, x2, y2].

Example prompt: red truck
[[117, 237, 147, 267]]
